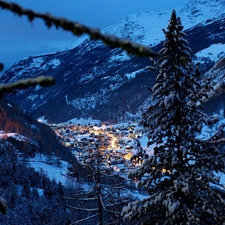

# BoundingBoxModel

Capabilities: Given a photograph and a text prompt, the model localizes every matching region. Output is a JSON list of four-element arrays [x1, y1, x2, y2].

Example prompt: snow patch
[[65, 95, 70, 105], [30, 57, 45, 68], [64, 35, 88, 50], [101, 76, 111, 80], [109, 51, 131, 62], [37, 116, 48, 123], [49, 58, 61, 69], [195, 43, 225, 62], [28, 154, 72, 186], [61, 117, 101, 126], [125, 68, 145, 79]]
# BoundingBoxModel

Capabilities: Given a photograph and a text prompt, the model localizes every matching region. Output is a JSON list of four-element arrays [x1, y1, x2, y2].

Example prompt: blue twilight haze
[[0, 0, 187, 69]]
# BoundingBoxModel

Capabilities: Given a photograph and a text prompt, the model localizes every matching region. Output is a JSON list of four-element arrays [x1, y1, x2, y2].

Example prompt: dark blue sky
[[0, 0, 187, 70]]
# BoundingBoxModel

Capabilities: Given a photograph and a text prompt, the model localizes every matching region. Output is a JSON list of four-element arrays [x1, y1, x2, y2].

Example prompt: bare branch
[[66, 204, 99, 212], [77, 197, 98, 201], [99, 194, 107, 211], [206, 138, 225, 144], [105, 220, 120, 225], [0, 0, 160, 58], [64, 196, 98, 201], [196, 137, 225, 144], [74, 213, 99, 224], [105, 200, 118, 213]]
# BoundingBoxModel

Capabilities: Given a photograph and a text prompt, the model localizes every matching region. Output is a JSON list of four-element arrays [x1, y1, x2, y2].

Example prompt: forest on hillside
[[1, 1, 225, 225]]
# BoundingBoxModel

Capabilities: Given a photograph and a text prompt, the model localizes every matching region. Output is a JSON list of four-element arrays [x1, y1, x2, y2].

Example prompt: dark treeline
[[0, 98, 77, 164], [0, 97, 141, 224], [0, 138, 77, 224], [0, 136, 138, 224]]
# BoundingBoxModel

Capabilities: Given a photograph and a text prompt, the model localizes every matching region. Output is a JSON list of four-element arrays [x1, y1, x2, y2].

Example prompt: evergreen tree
[[122, 10, 225, 224]]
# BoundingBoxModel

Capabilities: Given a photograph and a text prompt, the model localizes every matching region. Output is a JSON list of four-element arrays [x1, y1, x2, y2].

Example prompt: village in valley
[[49, 121, 150, 178]]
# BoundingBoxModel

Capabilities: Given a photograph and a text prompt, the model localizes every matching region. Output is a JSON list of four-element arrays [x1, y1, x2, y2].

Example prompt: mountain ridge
[[1, 0, 225, 123]]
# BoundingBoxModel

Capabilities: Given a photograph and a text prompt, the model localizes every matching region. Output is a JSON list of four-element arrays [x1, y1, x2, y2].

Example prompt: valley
[[49, 121, 149, 179], [1, 0, 225, 223], [2, 1, 225, 123]]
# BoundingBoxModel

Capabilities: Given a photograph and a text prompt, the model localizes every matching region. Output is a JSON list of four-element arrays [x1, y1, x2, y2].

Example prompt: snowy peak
[[101, 0, 225, 48], [185, 0, 224, 9], [180, 0, 225, 23], [1, 0, 225, 123], [184, 0, 224, 11]]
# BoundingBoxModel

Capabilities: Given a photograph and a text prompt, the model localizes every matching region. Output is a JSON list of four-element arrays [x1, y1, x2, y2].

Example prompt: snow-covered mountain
[[1, 0, 225, 123]]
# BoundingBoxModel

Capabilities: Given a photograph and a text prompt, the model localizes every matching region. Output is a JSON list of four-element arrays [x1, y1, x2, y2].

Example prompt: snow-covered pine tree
[[122, 10, 225, 225]]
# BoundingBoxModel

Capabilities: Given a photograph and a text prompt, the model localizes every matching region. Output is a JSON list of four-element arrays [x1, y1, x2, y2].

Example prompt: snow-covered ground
[[28, 154, 71, 185], [27, 153, 94, 191]]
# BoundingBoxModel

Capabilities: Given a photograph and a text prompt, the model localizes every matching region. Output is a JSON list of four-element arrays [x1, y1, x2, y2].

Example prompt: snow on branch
[[0, 0, 160, 58], [0, 76, 55, 96], [196, 124, 225, 143]]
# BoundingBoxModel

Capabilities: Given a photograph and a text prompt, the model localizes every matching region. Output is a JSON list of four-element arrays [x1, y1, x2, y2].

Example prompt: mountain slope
[[203, 57, 225, 114], [1, 0, 225, 123], [0, 99, 78, 164]]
